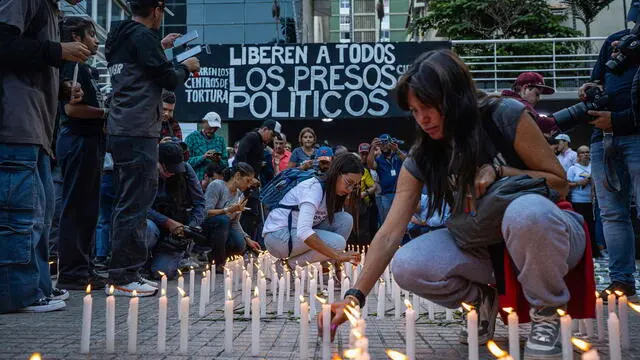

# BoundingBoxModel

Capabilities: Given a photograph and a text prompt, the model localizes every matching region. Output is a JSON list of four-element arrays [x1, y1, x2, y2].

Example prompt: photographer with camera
[[105, 0, 200, 296], [367, 134, 407, 221], [575, 0, 640, 300], [146, 142, 206, 280]]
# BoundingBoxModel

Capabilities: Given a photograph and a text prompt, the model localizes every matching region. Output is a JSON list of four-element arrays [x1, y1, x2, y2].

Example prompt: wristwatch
[[344, 288, 366, 308]]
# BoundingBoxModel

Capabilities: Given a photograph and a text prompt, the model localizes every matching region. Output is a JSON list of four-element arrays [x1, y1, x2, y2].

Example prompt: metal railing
[[452, 37, 607, 95]]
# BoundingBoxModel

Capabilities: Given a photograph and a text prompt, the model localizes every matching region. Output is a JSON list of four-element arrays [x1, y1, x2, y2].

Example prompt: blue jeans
[[56, 127, 104, 280], [593, 198, 606, 249], [49, 165, 63, 256], [0, 144, 54, 312], [146, 220, 184, 280], [204, 215, 247, 266], [95, 171, 115, 258], [591, 135, 640, 284], [107, 136, 158, 284], [380, 193, 395, 222]]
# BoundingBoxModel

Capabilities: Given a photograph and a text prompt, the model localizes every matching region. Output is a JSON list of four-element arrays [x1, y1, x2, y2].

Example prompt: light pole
[[376, 0, 384, 41]]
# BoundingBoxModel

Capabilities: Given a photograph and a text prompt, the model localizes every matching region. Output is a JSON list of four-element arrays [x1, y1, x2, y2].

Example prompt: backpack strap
[[273, 204, 299, 257]]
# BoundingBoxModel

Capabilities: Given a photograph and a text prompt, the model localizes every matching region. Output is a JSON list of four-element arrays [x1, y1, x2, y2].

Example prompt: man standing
[[501, 72, 559, 136], [106, 0, 200, 296], [160, 90, 182, 140], [0, 0, 89, 313], [555, 134, 577, 171], [567, 145, 600, 257], [185, 111, 228, 180], [272, 133, 291, 174], [367, 134, 406, 222]]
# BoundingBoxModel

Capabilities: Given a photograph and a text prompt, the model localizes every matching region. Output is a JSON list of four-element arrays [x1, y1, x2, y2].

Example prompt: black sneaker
[[523, 307, 562, 359], [459, 284, 499, 345], [600, 281, 638, 302], [48, 288, 69, 301], [57, 276, 110, 291], [17, 298, 66, 313]]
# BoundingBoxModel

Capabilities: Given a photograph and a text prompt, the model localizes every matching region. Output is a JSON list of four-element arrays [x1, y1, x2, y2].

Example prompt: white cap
[[555, 134, 571, 143], [203, 112, 222, 128]]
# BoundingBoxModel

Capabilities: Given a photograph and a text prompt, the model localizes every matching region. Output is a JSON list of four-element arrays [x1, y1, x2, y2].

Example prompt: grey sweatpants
[[392, 194, 586, 308], [264, 211, 353, 266]]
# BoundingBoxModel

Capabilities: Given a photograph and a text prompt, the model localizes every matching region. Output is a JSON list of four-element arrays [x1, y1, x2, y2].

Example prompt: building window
[[340, 15, 351, 25], [340, 31, 351, 42], [340, 0, 350, 9], [380, 30, 390, 41]]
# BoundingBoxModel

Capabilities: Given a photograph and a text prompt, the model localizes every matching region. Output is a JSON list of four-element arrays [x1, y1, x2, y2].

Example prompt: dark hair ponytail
[[61, 16, 96, 43], [223, 162, 255, 182], [323, 153, 364, 223]]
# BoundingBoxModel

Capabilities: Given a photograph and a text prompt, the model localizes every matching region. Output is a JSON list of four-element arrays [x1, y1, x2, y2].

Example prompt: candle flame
[[161, 288, 166, 297], [227, 290, 232, 300], [614, 290, 624, 297], [29, 353, 42, 360], [461, 302, 473, 312], [502, 307, 513, 314], [132, 290, 137, 297], [605, 289, 612, 295], [86, 284, 91, 294], [206, 264, 209, 270], [351, 329, 363, 339], [343, 348, 361, 358], [177, 287, 186, 297], [385, 349, 408, 360], [344, 307, 358, 326], [212, 260, 215, 265], [48, 261, 54, 265], [487, 340, 508, 358], [628, 302, 640, 313], [190, 266, 194, 270], [109, 285, 114, 295], [202, 271, 206, 277], [404, 299, 412, 310], [345, 304, 361, 318], [254, 286, 259, 297], [299, 295, 305, 303], [331, 354, 343, 360], [316, 295, 327, 304], [556, 309, 567, 317], [177, 269, 182, 276], [595, 290, 600, 298], [571, 337, 591, 351], [158, 270, 165, 277]]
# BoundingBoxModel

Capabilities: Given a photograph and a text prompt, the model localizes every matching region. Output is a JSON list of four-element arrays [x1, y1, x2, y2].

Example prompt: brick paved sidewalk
[[1, 269, 639, 360]]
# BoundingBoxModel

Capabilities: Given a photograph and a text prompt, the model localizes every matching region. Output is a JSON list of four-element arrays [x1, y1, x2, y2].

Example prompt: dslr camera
[[606, 4, 640, 73], [551, 86, 609, 131]]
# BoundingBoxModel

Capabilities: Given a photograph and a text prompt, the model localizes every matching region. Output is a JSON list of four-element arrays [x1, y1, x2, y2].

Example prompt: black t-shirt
[[59, 61, 105, 135]]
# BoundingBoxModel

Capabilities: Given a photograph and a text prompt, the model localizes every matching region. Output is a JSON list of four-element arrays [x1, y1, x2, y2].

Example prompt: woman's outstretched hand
[[316, 299, 351, 342]]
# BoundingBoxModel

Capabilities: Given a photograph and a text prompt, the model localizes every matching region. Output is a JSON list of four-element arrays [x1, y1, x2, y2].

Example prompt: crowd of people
[[2, 1, 639, 359]]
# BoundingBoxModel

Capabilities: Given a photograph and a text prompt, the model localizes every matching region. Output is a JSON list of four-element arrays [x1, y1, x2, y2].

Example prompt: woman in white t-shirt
[[263, 154, 363, 266], [567, 145, 600, 257]]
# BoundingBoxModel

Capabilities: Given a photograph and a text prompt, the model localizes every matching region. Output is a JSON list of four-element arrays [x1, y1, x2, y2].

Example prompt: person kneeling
[[147, 142, 206, 280], [263, 154, 362, 267]]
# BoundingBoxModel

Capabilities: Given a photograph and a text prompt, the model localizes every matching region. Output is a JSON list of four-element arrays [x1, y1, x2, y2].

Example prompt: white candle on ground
[[596, 294, 604, 341], [244, 275, 252, 319], [177, 270, 184, 318], [607, 290, 616, 314], [199, 272, 207, 316], [616, 292, 629, 349], [158, 271, 167, 296], [80, 285, 92, 354], [572, 338, 600, 360], [225, 290, 234, 353], [277, 275, 285, 316], [310, 276, 318, 316], [205, 268, 211, 304], [127, 290, 139, 354], [294, 275, 301, 317], [503, 308, 520, 360], [105, 286, 115, 353], [259, 274, 267, 317], [252, 286, 260, 356], [179, 288, 189, 354], [585, 318, 595, 339], [582, 349, 601, 360], [377, 281, 386, 319], [211, 261, 216, 295], [285, 270, 291, 301], [189, 266, 195, 304], [158, 289, 167, 353], [300, 296, 309, 360], [318, 296, 331, 360], [341, 277, 350, 301], [608, 312, 622, 360], [558, 309, 572, 360], [394, 280, 401, 320], [463, 303, 478, 360], [224, 268, 232, 296], [271, 266, 278, 304], [328, 276, 335, 304], [405, 299, 415, 360]]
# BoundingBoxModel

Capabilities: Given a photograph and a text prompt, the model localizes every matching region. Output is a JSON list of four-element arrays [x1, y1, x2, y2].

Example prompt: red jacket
[[501, 90, 559, 136], [498, 201, 596, 323]]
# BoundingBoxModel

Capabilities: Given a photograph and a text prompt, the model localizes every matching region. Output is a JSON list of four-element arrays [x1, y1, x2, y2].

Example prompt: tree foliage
[[562, 0, 616, 37]]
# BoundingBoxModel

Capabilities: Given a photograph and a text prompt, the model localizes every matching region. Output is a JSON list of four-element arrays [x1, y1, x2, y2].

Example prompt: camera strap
[[602, 131, 622, 192]]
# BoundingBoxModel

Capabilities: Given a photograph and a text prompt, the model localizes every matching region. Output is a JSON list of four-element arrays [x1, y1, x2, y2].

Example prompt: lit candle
[[252, 286, 260, 356], [179, 287, 189, 354], [328, 275, 335, 304], [405, 299, 415, 360], [341, 276, 350, 301], [377, 280, 386, 319], [585, 318, 595, 339], [271, 265, 278, 304], [383, 266, 391, 293], [503, 307, 520, 360], [557, 309, 572, 360], [205, 266, 211, 304], [199, 272, 207, 317], [301, 265, 307, 293], [295, 274, 301, 317], [309, 275, 318, 316], [572, 337, 600, 360], [224, 268, 232, 297], [177, 269, 184, 318], [316, 295, 331, 360], [105, 285, 115, 353], [277, 275, 285, 316], [487, 340, 512, 360], [80, 285, 92, 354], [353, 265, 359, 284], [608, 312, 622, 360], [462, 303, 478, 360], [189, 266, 195, 304], [393, 280, 401, 320], [259, 273, 267, 317], [158, 289, 167, 353], [316, 263, 324, 291], [300, 295, 309, 360], [225, 290, 234, 353], [244, 274, 252, 319], [606, 290, 616, 314], [595, 292, 604, 341], [158, 270, 167, 296], [211, 260, 216, 295], [285, 270, 291, 301], [127, 290, 139, 354], [615, 291, 629, 349], [385, 349, 408, 360]]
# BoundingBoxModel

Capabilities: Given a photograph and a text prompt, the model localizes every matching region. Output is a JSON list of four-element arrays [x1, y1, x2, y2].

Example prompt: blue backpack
[[260, 168, 323, 256]]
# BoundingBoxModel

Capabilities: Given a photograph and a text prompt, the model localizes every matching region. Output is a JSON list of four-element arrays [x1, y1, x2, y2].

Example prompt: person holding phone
[[185, 111, 228, 180], [288, 127, 318, 170], [367, 134, 406, 222]]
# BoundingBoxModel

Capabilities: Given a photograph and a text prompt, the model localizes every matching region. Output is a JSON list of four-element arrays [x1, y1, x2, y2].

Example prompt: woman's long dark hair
[[222, 162, 255, 182], [396, 49, 484, 217], [61, 16, 96, 42], [321, 153, 364, 223]]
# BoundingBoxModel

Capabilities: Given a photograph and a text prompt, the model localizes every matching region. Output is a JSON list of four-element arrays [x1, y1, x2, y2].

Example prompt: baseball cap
[[555, 134, 571, 143], [514, 72, 555, 95], [315, 146, 333, 161], [262, 119, 282, 134], [628, 0, 640, 22], [379, 134, 392, 143], [203, 112, 222, 128], [159, 142, 186, 173], [358, 143, 371, 153]]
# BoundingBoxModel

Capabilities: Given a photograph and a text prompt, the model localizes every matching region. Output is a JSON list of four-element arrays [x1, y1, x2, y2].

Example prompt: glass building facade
[[329, 0, 409, 43]]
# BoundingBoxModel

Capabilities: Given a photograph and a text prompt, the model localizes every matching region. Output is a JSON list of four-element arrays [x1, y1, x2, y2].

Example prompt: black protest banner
[[174, 42, 450, 121]]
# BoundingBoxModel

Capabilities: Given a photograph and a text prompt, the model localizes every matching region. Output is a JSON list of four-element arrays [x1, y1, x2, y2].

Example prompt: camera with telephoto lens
[[551, 86, 609, 132], [606, 32, 640, 73]]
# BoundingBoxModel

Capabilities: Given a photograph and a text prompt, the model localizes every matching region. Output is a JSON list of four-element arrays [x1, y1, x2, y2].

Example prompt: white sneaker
[[17, 298, 66, 313], [140, 277, 159, 288], [107, 280, 158, 297]]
